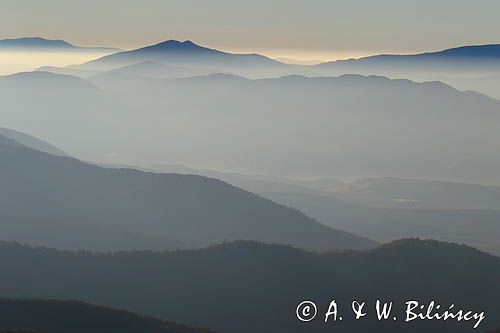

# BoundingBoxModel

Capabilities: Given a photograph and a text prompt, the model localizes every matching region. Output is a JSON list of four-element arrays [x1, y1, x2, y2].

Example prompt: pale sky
[[1, 0, 500, 61]]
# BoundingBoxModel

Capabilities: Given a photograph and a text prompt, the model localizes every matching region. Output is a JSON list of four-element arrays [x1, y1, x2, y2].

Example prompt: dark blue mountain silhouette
[[318, 44, 500, 68], [0, 37, 74, 48], [0, 37, 119, 52], [423, 44, 500, 58], [78, 39, 284, 70], [137, 39, 221, 54]]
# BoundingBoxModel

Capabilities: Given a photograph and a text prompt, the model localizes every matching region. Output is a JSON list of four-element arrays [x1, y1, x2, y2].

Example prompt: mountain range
[[0, 128, 375, 251], [0, 37, 119, 53], [314, 44, 500, 99], [70, 39, 287, 78], [0, 298, 211, 333], [27, 38, 500, 98], [28, 37, 500, 72], [146, 165, 500, 256], [3, 125, 497, 255], [9, 37, 500, 65], [0, 239, 498, 333], [318, 44, 500, 69], [1, 36, 500, 333], [3, 71, 500, 184]]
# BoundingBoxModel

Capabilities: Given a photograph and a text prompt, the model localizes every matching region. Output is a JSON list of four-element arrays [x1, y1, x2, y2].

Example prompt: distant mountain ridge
[[315, 44, 500, 98], [318, 43, 500, 67], [415, 44, 500, 58], [3, 71, 500, 184], [0, 37, 119, 52], [74, 39, 286, 72], [0, 37, 73, 48], [34, 40, 500, 97]]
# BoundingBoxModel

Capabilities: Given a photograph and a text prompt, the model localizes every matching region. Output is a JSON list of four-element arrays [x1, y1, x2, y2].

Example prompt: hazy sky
[[2, 0, 500, 60]]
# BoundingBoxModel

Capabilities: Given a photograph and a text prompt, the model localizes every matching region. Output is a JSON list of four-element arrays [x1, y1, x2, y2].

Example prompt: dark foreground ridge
[[0, 298, 212, 333], [0, 239, 498, 333]]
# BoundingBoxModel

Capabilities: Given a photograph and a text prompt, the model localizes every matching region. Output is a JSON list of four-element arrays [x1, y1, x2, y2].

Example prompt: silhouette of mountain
[[150, 74, 500, 183], [422, 44, 500, 58], [318, 44, 500, 68], [0, 127, 69, 157], [315, 44, 500, 98], [74, 39, 285, 72], [0, 130, 376, 251], [0, 72, 124, 161], [3, 72, 500, 184], [130, 165, 500, 255], [0, 37, 73, 48], [36, 41, 500, 95], [0, 71, 99, 91], [0, 37, 119, 52], [0, 298, 211, 333], [0, 239, 498, 333]]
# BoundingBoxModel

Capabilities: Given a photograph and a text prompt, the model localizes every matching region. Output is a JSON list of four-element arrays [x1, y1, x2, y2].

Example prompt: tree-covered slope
[[0, 298, 211, 333], [0, 239, 498, 333], [0, 132, 375, 251]]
